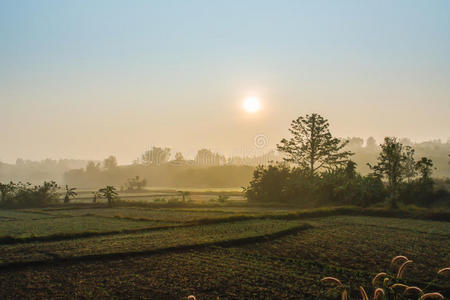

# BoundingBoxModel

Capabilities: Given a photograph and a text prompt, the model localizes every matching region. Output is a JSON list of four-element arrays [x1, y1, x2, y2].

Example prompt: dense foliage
[[245, 160, 448, 208], [245, 114, 449, 208], [121, 176, 147, 192], [244, 162, 387, 207], [0, 181, 59, 208]]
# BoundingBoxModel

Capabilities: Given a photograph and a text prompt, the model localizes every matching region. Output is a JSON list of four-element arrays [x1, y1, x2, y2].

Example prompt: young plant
[[98, 186, 118, 207], [64, 185, 78, 203]]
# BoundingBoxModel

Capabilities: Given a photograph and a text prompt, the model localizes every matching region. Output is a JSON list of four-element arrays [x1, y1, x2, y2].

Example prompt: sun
[[243, 97, 261, 113]]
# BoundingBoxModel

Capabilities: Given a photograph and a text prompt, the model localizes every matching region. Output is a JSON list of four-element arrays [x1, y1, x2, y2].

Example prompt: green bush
[[244, 164, 386, 207], [0, 181, 59, 208]]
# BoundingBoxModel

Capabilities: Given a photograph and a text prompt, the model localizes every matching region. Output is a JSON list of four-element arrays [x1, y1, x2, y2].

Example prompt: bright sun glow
[[243, 97, 261, 113]]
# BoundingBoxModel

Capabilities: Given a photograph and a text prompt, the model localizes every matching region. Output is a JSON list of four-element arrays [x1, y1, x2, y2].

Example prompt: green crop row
[[0, 219, 310, 267]]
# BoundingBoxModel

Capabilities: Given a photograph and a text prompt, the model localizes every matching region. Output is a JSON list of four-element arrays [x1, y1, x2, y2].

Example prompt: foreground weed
[[321, 255, 447, 299]]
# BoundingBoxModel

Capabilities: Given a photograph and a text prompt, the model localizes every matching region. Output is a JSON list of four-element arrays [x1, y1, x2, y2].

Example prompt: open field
[[0, 205, 448, 299]]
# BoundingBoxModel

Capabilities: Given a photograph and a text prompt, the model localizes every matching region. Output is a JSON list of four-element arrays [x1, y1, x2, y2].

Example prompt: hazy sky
[[1, 1, 449, 164]]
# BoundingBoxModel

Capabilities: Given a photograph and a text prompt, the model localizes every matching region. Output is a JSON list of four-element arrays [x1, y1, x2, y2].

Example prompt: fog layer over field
[[0, 137, 449, 187]]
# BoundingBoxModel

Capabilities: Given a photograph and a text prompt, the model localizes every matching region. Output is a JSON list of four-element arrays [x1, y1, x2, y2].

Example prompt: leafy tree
[[365, 137, 378, 151], [195, 149, 226, 166], [15, 181, 59, 207], [416, 157, 433, 181], [357, 175, 387, 207], [244, 162, 386, 207], [64, 185, 78, 203], [174, 152, 185, 162], [141, 147, 171, 166], [277, 113, 353, 176], [369, 137, 406, 189], [86, 161, 101, 173], [403, 146, 417, 182], [346, 137, 364, 149], [124, 176, 147, 191], [244, 164, 292, 203], [0, 182, 16, 204], [98, 186, 118, 207], [103, 156, 118, 170], [368, 137, 407, 207], [399, 156, 435, 208], [344, 160, 357, 179]]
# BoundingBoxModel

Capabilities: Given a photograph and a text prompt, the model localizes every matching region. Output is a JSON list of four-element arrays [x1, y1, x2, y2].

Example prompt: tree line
[[244, 113, 449, 208], [1, 137, 449, 186]]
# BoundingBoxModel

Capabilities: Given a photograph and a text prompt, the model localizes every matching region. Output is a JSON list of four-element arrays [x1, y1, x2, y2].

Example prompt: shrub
[[0, 181, 59, 208], [244, 164, 292, 204], [398, 179, 449, 208], [244, 164, 387, 207]]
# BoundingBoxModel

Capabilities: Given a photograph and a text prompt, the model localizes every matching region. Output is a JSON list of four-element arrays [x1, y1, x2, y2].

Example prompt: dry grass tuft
[[437, 267, 450, 276], [391, 255, 409, 266], [391, 283, 408, 291], [372, 272, 387, 287], [420, 292, 445, 299], [321, 255, 447, 300], [373, 287, 385, 299], [382, 277, 389, 288], [320, 276, 343, 286], [341, 289, 347, 300], [405, 286, 424, 295], [396, 260, 413, 279], [359, 286, 369, 300]]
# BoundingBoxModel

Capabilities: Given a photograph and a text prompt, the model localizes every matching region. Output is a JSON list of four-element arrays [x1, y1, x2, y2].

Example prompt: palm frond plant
[[98, 186, 118, 207], [64, 185, 77, 203]]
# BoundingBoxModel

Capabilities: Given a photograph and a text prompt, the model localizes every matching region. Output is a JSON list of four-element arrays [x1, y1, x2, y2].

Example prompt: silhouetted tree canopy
[[416, 157, 433, 181], [369, 137, 406, 190], [0, 181, 59, 208], [174, 152, 185, 162], [140, 147, 171, 166], [277, 113, 353, 176], [103, 156, 118, 170], [122, 176, 147, 192], [195, 149, 226, 166]]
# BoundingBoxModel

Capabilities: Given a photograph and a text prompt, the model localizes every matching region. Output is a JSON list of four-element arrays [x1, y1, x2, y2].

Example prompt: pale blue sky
[[1, 1, 449, 163]]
